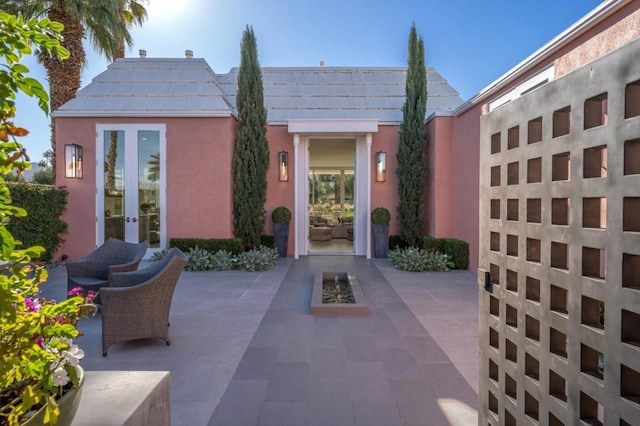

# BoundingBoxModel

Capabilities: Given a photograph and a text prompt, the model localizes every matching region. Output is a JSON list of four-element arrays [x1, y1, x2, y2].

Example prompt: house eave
[[52, 110, 235, 118], [454, 0, 632, 116], [287, 119, 379, 134]]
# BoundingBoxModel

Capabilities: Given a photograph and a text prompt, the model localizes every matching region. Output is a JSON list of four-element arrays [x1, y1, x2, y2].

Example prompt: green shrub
[[260, 234, 274, 248], [237, 246, 278, 271], [420, 236, 438, 251], [169, 238, 244, 255], [435, 238, 469, 269], [271, 206, 291, 223], [388, 246, 450, 272], [211, 250, 236, 271], [185, 246, 215, 271], [7, 183, 68, 261], [389, 234, 410, 250], [371, 207, 391, 224], [149, 248, 169, 262]]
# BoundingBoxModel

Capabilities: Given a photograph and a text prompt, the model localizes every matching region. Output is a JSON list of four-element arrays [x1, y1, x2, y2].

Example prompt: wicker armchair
[[100, 248, 188, 356], [66, 238, 148, 304]]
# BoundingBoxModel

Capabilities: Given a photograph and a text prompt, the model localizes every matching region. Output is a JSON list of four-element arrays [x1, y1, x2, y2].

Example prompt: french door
[[96, 124, 166, 256]]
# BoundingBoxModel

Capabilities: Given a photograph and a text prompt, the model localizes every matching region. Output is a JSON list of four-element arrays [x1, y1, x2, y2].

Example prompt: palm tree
[[0, 0, 147, 180]]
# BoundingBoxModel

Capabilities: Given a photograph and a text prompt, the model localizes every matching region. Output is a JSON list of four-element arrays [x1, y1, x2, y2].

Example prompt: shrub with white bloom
[[50, 366, 70, 387]]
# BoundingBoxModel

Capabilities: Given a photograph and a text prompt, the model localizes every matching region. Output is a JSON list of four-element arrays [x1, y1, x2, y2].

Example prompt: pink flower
[[87, 291, 97, 300], [24, 298, 41, 312], [67, 287, 84, 296]]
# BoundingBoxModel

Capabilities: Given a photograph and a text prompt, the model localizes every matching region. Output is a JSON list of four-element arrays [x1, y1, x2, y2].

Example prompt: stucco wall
[[450, 109, 481, 271], [264, 125, 295, 255], [55, 116, 236, 260], [555, 2, 640, 77], [425, 116, 454, 239], [370, 125, 401, 236]]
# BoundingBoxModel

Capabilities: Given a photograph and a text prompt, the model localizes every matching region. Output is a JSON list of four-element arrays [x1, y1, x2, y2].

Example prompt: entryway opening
[[308, 138, 355, 254]]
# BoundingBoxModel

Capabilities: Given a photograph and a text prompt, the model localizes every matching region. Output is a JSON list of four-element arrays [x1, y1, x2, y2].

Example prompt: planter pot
[[22, 366, 85, 426], [372, 223, 389, 258], [273, 222, 290, 257]]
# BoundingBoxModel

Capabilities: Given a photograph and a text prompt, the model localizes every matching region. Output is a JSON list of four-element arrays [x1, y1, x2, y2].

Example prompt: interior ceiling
[[309, 138, 355, 169]]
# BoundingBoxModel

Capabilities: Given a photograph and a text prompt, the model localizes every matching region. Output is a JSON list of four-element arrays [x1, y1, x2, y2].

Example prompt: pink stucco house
[[53, 0, 640, 272]]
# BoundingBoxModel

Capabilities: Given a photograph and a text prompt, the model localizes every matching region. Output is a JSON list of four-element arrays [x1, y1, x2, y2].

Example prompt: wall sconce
[[375, 151, 387, 182], [278, 151, 288, 182], [65, 144, 83, 179]]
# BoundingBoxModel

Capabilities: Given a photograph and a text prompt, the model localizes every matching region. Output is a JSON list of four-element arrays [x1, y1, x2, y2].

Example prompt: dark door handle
[[132, 217, 138, 223], [125, 217, 130, 222]]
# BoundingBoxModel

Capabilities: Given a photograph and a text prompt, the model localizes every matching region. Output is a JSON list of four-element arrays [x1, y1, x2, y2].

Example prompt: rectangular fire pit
[[310, 272, 369, 316]]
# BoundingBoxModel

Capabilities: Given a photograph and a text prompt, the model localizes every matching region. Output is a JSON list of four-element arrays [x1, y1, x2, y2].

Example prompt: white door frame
[[95, 123, 167, 256], [288, 119, 378, 258]]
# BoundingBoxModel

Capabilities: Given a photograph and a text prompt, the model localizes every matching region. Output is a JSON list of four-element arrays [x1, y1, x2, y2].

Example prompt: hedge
[[260, 234, 274, 248], [421, 236, 469, 270], [388, 235, 410, 250], [7, 183, 68, 261], [169, 238, 243, 255]]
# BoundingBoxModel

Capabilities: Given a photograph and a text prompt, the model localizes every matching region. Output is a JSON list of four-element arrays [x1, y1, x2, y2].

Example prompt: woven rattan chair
[[100, 248, 188, 356], [66, 238, 148, 304]]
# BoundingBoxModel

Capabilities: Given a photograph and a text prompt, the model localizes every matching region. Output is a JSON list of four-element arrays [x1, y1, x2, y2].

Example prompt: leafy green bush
[[435, 238, 469, 269], [389, 234, 410, 250], [185, 246, 215, 271], [371, 207, 391, 224], [149, 248, 169, 262], [271, 206, 291, 223], [169, 238, 243, 255], [420, 236, 438, 251], [260, 234, 274, 248], [7, 183, 68, 261], [237, 246, 278, 271], [211, 250, 236, 271], [388, 246, 450, 272]]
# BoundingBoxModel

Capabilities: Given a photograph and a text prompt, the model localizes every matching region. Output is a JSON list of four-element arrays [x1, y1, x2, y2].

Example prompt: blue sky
[[16, 0, 603, 161]]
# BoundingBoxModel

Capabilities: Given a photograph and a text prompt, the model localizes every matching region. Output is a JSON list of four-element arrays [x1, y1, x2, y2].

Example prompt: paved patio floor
[[40, 256, 479, 425]]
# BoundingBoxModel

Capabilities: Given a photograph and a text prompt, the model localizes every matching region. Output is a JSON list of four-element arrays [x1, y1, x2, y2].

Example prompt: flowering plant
[[0, 10, 83, 426], [0, 285, 97, 425]]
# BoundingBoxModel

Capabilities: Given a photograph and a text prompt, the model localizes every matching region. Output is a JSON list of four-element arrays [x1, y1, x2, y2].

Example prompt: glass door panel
[[103, 130, 125, 241], [137, 131, 160, 248]]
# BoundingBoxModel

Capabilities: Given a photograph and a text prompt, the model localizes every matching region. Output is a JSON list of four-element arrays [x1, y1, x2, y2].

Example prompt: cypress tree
[[232, 25, 269, 249], [396, 23, 428, 247]]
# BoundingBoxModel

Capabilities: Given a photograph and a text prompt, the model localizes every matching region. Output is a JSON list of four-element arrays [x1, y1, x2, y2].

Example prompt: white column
[[293, 134, 300, 259], [366, 133, 372, 259]]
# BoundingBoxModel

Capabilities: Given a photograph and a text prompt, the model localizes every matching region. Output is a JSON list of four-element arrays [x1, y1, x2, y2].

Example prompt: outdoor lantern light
[[278, 151, 288, 182], [65, 143, 83, 179], [375, 151, 387, 182]]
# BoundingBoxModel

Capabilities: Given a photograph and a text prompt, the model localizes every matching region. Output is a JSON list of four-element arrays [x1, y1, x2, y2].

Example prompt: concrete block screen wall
[[478, 38, 640, 425]]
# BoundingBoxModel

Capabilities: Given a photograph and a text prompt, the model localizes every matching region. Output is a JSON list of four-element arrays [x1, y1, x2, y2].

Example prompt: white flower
[[62, 343, 85, 367], [51, 366, 69, 387]]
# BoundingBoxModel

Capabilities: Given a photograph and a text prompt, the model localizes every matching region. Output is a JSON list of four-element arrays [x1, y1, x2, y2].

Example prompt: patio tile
[[309, 347, 348, 380], [308, 379, 355, 426], [257, 402, 308, 426], [41, 256, 481, 425], [276, 333, 313, 362], [207, 379, 267, 426], [233, 347, 279, 380], [353, 401, 403, 426], [346, 362, 393, 402], [265, 362, 310, 402], [389, 379, 450, 426], [378, 347, 422, 379], [343, 335, 379, 362]]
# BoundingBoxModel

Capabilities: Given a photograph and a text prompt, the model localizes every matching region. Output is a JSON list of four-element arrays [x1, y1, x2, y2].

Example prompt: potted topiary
[[272, 207, 292, 257], [371, 207, 391, 258]]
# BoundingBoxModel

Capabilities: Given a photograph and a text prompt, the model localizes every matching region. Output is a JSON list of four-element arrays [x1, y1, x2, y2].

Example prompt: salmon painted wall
[[451, 108, 481, 272], [265, 125, 295, 255], [425, 116, 454, 238], [166, 117, 235, 240], [55, 116, 236, 260], [371, 125, 401, 236]]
